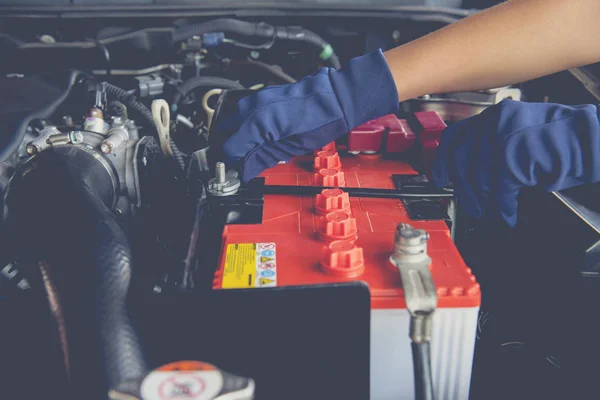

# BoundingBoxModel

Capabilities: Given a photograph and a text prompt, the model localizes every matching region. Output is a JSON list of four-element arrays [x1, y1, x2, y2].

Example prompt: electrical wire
[[1, 27, 173, 50], [412, 342, 434, 400], [93, 64, 182, 76], [0, 7, 478, 51], [223, 37, 275, 50], [243, 59, 297, 83], [172, 19, 342, 69], [171, 76, 244, 110]]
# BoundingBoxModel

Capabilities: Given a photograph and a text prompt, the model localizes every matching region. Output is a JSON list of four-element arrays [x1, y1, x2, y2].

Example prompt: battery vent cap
[[315, 141, 337, 154], [318, 212, 358, 241], [321, 240, 365, 278], [314, 169, 346, 187], [315, 188, 351, 215], [314, 151, 342, 171]]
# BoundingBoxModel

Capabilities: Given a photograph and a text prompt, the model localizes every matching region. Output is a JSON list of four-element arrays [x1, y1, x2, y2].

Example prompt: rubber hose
[[172, 76, 244, 109], [105, 82, 188, 170], [173, 19, 274, 43], [173, 19, 340, 68], [275, 27, 341, 69], [412, 342, 435, 400], [93, 192, 148, 387], [104, 83, 156, 133], [6, 146, 147, 392], [302, 31, 341, 69], [170, 138, 187, 171]]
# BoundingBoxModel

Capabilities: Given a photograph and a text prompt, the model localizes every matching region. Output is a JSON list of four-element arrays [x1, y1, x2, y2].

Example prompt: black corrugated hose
[[104, 82, 187, 171], [6, 147, 148, 395], [173, 18, 341, 69], [171, 76, 244, 111]]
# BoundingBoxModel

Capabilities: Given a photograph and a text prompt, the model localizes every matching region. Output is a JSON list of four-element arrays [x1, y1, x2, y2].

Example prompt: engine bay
[[1, 7, 600, 400]]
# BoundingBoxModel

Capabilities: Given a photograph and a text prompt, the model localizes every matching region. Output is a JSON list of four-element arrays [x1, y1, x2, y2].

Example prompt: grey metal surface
[[553, 190, 600, 235]]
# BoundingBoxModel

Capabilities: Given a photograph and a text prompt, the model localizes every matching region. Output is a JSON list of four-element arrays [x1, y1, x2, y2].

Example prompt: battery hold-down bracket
[[393, 174, 451, 223], [208, 177, 265, 225]]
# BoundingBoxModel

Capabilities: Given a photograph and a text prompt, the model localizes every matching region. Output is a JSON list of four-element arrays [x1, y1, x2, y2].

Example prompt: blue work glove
[[218, 50, 398, 182], [432, 99, 600, 227]]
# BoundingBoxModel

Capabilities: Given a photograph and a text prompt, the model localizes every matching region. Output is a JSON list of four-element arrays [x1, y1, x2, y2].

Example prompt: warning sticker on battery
[[222, 243, 277, 289]]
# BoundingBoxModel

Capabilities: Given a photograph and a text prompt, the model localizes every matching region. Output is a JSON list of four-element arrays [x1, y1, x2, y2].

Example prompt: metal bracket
[[393, 174, 451, 222], [208, 177, 265, 225]]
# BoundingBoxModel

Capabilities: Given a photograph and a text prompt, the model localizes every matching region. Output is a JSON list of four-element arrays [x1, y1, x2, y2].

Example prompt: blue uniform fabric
[[219, 49, 399, 182], [432, 99, 600, 226]]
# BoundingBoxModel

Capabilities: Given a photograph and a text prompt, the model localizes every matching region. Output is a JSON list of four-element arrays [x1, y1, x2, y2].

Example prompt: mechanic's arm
[[386, 0, 600, 100], [219, 0, 600, 225]]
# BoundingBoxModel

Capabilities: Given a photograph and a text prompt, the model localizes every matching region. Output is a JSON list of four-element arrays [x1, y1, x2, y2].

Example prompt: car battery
[[212, 116, 480, 400]]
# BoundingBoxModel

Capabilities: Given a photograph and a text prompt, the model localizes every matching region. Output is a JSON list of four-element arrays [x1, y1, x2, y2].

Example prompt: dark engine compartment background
[[0, 8, 599, 399]]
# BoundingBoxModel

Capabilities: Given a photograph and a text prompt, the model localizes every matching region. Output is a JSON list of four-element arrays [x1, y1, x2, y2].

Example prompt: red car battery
[[213, 117, 480, 400]]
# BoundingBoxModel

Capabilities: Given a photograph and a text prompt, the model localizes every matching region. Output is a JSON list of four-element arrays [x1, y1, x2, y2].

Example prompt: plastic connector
[[314, 188, 351, 216], [321, 240, 365, 278], [202, 32, 225, 47], [314, 169, 346, 187]]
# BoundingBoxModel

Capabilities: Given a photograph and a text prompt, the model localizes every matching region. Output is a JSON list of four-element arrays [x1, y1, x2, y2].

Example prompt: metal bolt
[[26, 143, 38, 155], [207, 161, 240, 196], [397, 222, 411, 233], [250, 51, 260, 59], [100, 142, 113, 154], [395, 223, 430, 249], [216, 162, 226, 184], [142, 156, 148, 166], [392, 30, 401, 42]]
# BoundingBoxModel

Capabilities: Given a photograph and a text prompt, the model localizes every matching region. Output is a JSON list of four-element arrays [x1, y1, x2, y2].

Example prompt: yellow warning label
[[260, 256, 273, 263], [222, 244, 256, 288], [259, 278, 275, 286]]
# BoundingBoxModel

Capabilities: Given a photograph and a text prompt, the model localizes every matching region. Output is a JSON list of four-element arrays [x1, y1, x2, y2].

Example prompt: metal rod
[[262, 185, 453, 199], [215, 162, 226, 184]]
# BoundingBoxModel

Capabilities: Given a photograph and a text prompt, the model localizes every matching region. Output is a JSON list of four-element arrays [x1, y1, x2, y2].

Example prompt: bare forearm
[[384, 0, 600, 101]]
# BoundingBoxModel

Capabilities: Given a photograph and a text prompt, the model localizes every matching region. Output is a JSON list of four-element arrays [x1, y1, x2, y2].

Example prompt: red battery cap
[[319, 141, 337, 153], [318, 212, 358, 241], [314, 188, 351, 216], [314, 169, 346, 187], [314, 151, 342, 171], [321, 240, 365, 278]]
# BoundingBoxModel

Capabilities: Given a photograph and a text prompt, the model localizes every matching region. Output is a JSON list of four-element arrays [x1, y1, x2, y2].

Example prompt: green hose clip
[[319, 44, 334, 61]]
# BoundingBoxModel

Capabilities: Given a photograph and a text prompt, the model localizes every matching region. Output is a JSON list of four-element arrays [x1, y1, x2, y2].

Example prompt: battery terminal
[[390, 223, 437, 400]]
